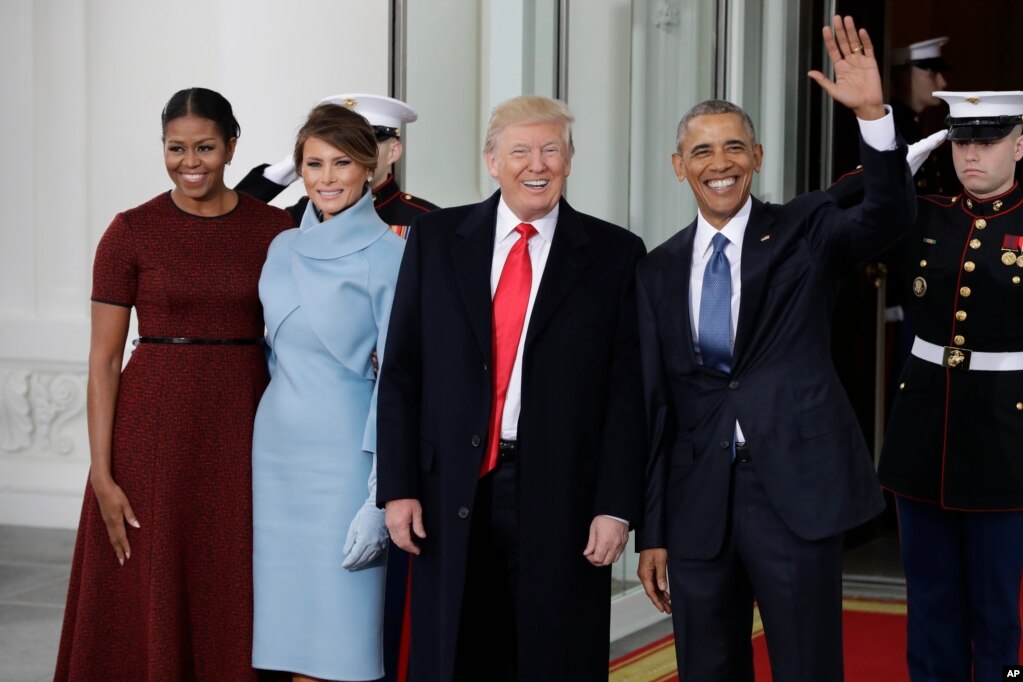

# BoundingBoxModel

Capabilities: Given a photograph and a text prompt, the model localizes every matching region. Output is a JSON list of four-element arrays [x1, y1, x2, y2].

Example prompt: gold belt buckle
[[942, 346, 972, 370]]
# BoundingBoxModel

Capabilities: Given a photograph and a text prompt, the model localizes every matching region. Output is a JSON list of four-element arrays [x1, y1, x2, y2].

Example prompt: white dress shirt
[[491, 198, 557, 440], [688, 108, 897, 446]]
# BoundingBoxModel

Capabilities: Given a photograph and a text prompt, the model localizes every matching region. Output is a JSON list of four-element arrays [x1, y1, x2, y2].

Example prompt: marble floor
[[0, 526, 76, 682], [0, 524, 904, 681]]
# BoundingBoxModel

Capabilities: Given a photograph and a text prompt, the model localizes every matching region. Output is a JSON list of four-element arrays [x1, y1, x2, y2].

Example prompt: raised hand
[[807, 15, 885, 120]]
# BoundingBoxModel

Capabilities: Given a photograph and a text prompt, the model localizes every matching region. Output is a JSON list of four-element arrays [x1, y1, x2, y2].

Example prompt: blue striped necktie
[[699, 232, 732, 373]]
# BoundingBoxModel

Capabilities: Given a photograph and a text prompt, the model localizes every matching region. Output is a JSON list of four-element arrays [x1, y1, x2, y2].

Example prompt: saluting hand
[[807, 15, 885, 120]]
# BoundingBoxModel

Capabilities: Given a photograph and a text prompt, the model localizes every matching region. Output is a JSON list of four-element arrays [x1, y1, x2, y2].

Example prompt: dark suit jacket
[[636, 138, 915, 560], [377, 192, 646, 681]]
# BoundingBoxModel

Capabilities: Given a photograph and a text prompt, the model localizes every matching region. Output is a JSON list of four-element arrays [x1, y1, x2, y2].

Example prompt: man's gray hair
[[676, 100, 758, 150]]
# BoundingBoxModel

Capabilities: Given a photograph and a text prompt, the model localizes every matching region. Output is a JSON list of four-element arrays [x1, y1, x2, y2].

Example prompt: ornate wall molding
[[0, 367, 86, 458]]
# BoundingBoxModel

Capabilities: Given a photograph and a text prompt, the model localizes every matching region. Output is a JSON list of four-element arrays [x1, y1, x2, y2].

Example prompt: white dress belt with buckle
[[911, 336, 1023, 371]]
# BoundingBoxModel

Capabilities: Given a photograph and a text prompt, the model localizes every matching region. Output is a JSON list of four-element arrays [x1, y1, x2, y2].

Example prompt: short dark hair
[[293, 104, 378, 175], [676, 100, 758, 151], [161, 88, 240, 144]]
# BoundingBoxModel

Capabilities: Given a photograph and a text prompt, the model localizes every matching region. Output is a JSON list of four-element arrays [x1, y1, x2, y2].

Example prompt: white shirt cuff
[[857, 105, 897, 151], [602, 514, 629, 526]]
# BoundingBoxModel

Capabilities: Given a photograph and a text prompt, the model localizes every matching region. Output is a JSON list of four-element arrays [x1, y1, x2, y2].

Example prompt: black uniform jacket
[[376, 192, 647, 681], [236, 164, 438, 232], [636, 137, 915, 560], [879, 183, 1023, 510]]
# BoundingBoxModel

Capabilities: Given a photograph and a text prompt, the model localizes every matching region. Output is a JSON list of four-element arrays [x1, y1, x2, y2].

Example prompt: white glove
[[906, 130, 948, 176], [263, 153, 299, 187], [342, 457, 388, 570]]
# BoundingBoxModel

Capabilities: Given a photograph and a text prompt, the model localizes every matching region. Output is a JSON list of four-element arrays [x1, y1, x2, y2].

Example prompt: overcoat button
[[458, 506, 470, 519], [720, 440, 731, 449], [728, 380, 739, 389], [471, 435, 481, 447]]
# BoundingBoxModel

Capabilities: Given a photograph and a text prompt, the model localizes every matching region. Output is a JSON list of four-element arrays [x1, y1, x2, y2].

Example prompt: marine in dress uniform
[[236, 93, 438, 236], [878, 91, 1023, 681], [891, 37, 956, 197]]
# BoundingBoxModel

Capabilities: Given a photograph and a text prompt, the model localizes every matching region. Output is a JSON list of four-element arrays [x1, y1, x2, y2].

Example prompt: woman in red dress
[[55, 88, 292, 681]]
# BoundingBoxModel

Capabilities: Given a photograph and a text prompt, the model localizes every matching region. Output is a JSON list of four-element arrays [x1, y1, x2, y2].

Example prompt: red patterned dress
[[55, 191, 292, 681]]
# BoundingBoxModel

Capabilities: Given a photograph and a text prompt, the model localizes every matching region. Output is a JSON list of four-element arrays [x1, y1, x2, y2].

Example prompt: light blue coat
[[252, 189, 404, 680]]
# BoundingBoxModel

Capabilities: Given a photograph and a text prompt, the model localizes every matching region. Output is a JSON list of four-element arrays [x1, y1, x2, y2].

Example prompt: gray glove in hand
[[263, 153, 299, 187], [342, 502, 388, 570], [907, 130, 948, 176], [341, 457, 388, 570]]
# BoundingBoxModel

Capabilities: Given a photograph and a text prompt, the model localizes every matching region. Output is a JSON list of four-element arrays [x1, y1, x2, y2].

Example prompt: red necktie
[[481, 222, 537, 477]]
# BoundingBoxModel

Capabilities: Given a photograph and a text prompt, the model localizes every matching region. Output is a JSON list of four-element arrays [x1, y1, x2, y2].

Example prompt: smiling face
[[485, 120, 571, 223], [951, 127, 1023, 199], [301, 136, 373, 219], [673, 113, 762, 229], [163, 115, 235, 209]]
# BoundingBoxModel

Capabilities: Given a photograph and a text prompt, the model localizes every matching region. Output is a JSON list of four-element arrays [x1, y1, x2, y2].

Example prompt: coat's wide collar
[[292, 189, 389, 259]]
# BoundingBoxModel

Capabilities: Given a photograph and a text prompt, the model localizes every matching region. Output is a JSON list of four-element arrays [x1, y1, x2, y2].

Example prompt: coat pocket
[[795, 401, 855, 439]]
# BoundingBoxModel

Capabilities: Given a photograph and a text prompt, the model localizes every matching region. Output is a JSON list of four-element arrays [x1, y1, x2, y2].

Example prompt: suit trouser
[[667, 456, 845, 682], [453, 461, 519, 682], [895, 495, 1023, 682]]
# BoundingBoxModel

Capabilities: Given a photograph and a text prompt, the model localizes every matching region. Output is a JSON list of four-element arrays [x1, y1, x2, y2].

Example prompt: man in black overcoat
[[377, 95, 646, 681]]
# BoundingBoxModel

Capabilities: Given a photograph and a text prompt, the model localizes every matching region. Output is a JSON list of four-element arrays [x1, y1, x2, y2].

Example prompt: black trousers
[[453, 461, 520, 682], [667, 455, 845, 681]]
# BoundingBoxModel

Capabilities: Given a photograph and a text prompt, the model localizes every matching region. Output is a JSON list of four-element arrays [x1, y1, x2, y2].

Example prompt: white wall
[[0, 0, 389, 528]]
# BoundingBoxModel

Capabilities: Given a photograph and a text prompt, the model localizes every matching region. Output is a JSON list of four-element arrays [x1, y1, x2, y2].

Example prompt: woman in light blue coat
[[252, 103, 405, 682]]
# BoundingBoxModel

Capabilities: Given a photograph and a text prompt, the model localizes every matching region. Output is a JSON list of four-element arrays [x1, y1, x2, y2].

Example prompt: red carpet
[[609, 599, 908, 681]]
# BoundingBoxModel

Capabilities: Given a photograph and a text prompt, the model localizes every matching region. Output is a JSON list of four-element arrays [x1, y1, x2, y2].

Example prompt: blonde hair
[[484, 95, 575, 158]]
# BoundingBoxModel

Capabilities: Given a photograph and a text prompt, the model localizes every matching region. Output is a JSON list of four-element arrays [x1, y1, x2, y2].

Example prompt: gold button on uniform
[[1017, 402, 1023, 411], [964, 261, 976, 272], [955, 311, 967, 321], [919, 259, 928, 267], [970, 239, 981, 249], [975, 218, 987, 229], [953, 335, 965, 346], [1014, 276, 1021, 284], [960, 286, 972, 297], [965, 198, 974, 208], [899, 382, 906, 390]]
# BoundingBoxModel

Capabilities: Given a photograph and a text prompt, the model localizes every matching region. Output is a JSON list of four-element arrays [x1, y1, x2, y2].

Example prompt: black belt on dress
[[136, 337, 264, 346]]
